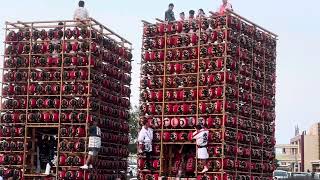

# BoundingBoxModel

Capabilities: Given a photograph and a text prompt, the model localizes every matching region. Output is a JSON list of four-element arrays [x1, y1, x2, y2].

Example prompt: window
[[283, 148, 286, 154], [281, 162, 286, 165]]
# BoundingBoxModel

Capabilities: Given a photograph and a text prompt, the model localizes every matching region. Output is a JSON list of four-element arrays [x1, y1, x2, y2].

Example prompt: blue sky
[[0, 0, 319, 144]]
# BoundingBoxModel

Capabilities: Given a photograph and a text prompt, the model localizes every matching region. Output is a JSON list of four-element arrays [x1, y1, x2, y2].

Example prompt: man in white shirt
[[138, 120, 153, 170], [193, 124, 209, 173], [73, 1, 89, 21]]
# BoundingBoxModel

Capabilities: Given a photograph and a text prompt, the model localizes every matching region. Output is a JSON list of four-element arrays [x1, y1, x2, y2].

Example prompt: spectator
[[179, 12, 185, 21], [80, 121, 101, 169], [189, 10, 195, 20], [197, 9, 206, 18], [138, 120, 153, 170], [193, 124, 209, 173], [74, 0, 89, 21], [218, 0, 233, 15], [165, 3, 176, 22]]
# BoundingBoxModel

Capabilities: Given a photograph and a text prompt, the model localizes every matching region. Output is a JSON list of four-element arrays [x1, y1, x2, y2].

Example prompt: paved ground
[[127, 176, 137, 180], [288, 177, 314, 179]]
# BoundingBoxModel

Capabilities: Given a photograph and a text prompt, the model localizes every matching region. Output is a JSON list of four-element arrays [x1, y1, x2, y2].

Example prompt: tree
[[275, 159, 280, 168], [128, 106, 140, 154]]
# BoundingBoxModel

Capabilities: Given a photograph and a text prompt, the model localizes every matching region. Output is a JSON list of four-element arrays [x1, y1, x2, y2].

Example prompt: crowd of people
[[138, 120, 210, 178], [165, 0, 233, 22]]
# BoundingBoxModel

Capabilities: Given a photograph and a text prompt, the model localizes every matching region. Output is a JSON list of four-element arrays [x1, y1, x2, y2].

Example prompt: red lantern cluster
[[2, 20, 131, 179], [139, 13, 276, 179]]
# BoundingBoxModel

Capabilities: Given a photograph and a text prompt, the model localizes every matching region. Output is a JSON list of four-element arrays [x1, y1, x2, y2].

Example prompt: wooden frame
[[138, 11, 276, 179], [1, 18, 132, 180]]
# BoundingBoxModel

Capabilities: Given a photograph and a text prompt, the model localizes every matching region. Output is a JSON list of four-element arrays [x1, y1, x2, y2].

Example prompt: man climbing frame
[[80, 120, 101, 169], [193, 124, 209, 173]]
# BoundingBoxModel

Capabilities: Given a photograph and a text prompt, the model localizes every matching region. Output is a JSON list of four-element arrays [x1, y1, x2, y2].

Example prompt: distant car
[[273, 170, 289, 179], [292, 172, 310, 177], [314, 172, 320, 179]]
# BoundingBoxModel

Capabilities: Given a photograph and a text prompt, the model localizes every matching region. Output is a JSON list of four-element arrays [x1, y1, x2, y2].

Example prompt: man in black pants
[[81, 121, 101, 169]]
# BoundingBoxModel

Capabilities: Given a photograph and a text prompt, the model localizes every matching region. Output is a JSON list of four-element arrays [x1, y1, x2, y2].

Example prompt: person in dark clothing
[[44, 136, 57, 175], [165, 3, 175, 22], [57, 22, 63, 30], [80, 121, 101, 169], [189, 10, 195, 20]]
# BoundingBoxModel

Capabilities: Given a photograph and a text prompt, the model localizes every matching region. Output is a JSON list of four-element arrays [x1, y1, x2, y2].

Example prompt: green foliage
[[129, 106, 140, 144], [128, 144, 137, 154], [275, 159, 280, 168]]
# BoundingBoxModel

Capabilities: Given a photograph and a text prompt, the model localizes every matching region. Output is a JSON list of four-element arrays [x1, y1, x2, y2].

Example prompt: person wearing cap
[[80, 120, 101, 169], [218, 0, 233, 15], [138, 120, 153, 170], [165, 3, 176, 22], [73, 0, 89, 21], [193, 124, 209, 173], [189, 10, 195, 20], [179, 12, 185, 21], [197, 9, 206, 18]]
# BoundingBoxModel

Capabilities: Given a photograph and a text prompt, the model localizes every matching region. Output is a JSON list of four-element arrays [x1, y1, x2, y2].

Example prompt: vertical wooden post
[[31, 128, 35, 173], [159, 30, 168, 177], [221, 13, 229, 178], [55, 20, 67, 179], [23, 22, 34, 176], [235, 14, 241, 178], [195, 16, 203, 177]]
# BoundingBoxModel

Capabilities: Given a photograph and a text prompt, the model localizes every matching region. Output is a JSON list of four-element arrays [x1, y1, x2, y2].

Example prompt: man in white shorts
[[138, 120, 153, 170], [80, 121, 101, 169], [193, 124, 209, 173]]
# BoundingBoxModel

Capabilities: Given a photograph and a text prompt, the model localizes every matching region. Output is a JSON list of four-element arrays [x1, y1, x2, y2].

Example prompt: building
[[276, 123, 320, 172], [275, 144, 301, 171]]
